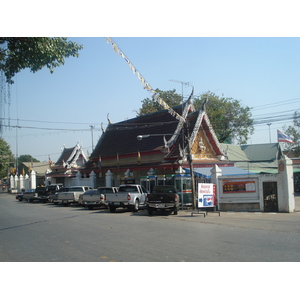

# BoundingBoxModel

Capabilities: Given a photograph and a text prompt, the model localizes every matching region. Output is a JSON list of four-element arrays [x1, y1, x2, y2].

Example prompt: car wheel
[[88, 206, 93, 210], [109, 206, 116, 213], [132, 200, 139, 212], [147, 208, 153, 215], [174, 208, 178, 215]]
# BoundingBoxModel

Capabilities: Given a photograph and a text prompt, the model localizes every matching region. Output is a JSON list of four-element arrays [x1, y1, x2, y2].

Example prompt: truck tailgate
[[106, 193, 127, 202], [148, 193, 177, 203]]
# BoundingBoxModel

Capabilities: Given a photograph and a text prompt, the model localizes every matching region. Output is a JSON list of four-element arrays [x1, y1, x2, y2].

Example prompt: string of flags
[[105, 37, 185, 124], [277, 130, 294, 143]]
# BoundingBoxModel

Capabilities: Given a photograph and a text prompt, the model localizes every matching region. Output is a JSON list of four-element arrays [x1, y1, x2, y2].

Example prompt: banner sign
[[198, 183, 216, 208], [105, 37, 185, 123], [222, 179, 256, 193]]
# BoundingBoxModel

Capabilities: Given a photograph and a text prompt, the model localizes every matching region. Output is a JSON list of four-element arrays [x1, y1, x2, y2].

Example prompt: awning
[[184, 166, 256, 179]]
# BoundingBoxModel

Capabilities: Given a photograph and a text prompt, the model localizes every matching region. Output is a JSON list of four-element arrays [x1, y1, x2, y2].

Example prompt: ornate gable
[[191, 128, 217, 159], [178, 109, 226, 162]]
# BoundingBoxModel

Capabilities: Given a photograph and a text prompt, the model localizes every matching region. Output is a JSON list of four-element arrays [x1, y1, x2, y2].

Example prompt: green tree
[[282, 112, 300, 155], [18, 154, 40, 163], [137, 89, 254, 144], [194, 92, 254, 144], [0, 138, 14, 179], [0, 37, 83, 83], [17, 155, 40, 176], [136, 89, 182, 116]]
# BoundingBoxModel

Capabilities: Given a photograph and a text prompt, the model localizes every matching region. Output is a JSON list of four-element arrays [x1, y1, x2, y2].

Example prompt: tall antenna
[[90, 125, 95, 151], [169, 79, 191, 103]]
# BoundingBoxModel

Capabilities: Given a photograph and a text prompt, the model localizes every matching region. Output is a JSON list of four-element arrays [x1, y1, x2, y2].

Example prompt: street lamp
[[137, 132, 197, 210], [137, 134, 175, 141]]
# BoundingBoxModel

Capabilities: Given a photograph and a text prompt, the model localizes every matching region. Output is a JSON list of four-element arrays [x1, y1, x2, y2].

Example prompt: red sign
[[222, 179, 256, 193]]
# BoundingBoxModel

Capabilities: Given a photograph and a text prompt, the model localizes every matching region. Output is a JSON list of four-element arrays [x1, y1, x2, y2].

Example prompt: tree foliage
[[137, 89, 254, 144], [0, 138, 14, 179], [194, 92, 254, 144], [137, 89, 182, 116], [18, 154, 40, 163], [282, 112, 300, 155], [0, 37, 83, 83]]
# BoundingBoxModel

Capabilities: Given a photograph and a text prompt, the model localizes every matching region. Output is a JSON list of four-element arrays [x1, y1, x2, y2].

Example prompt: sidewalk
[[174, 193, 300, 231]]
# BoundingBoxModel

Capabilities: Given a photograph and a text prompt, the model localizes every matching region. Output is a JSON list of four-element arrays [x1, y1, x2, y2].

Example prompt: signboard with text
[[222, 179, 256, 194], [198, 183, 216, 208]]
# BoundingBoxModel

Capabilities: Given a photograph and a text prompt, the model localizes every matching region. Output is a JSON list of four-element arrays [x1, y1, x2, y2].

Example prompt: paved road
[[1, 192, 300, 262]]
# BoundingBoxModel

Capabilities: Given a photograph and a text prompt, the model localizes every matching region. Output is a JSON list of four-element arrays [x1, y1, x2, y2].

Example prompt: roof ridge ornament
[[107, 113, 112, 124], [163, 87, 194, 155]]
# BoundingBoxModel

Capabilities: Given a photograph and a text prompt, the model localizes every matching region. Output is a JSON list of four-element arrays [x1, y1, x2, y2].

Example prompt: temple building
[[46, 143, 88, 186], [83, 97, 233, 206]]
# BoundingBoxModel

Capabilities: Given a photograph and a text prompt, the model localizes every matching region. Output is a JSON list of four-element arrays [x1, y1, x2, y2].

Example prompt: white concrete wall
[[212, 155, 295, 212]]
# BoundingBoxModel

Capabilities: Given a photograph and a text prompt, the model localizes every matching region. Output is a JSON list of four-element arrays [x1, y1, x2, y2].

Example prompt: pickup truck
[[105, 184, 148, 212], [50, 187, 69, 204], [46, 184, 63, 197], [57, 186, 93, 206], [22, 187, 50, 203], [146, 185, 179, 215], [16, 189, 36, 201], [80, 186, 118, 210]]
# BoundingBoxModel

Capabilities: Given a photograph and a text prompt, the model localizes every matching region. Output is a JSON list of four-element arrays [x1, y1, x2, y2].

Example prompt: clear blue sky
[[2, 36, 300, 163]]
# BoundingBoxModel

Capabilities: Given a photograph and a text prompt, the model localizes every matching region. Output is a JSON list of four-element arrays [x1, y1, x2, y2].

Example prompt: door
[[263, 182, 278, 212]]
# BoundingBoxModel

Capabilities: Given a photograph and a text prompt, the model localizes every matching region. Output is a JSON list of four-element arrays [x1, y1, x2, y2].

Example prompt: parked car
[[146, 185, 179, 215], [20, 189, 38, 202], [57, 186, 93, 206], [34, 186, 50, 203], [50, 187, 69, 204], [20, 187, 49, 203], [80, 186, 118, 210], [16, 193, 24, 201], [79, 189, 97, 207], [46, 184, 63, 196], [16, 189, 35, 201], [105, 184, 148, 212]]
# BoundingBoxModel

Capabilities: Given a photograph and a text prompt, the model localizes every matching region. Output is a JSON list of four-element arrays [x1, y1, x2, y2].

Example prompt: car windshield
[[70, 187, 84, 192], [98, 188, 115, 193], [48, 186, 60, 191], [118, 186, 138, 193], [83, 190, 97, 195]]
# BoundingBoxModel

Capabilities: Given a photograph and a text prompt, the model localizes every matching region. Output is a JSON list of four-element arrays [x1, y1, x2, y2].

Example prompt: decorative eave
[[164, 88, 195, 153], [186, 110, 225, 159], [72, 145, 88, 167], [67, 143, 80, 166], [46, 171, 77, 178]]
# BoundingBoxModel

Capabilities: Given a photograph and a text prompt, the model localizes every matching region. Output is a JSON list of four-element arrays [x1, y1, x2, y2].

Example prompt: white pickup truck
[[79, 186, 118, 210], [105, 184, 148, 212], [57, 186, 93, 206]]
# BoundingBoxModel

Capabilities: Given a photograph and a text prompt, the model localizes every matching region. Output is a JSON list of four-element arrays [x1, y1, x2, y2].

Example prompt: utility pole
[[184, 122, 197, 210], [15, 124, 20, 175], [170, 79, 192, 167]]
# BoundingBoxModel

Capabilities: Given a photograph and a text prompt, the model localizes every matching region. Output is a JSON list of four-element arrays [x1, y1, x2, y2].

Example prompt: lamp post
[[137, 132, 197, 210]]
